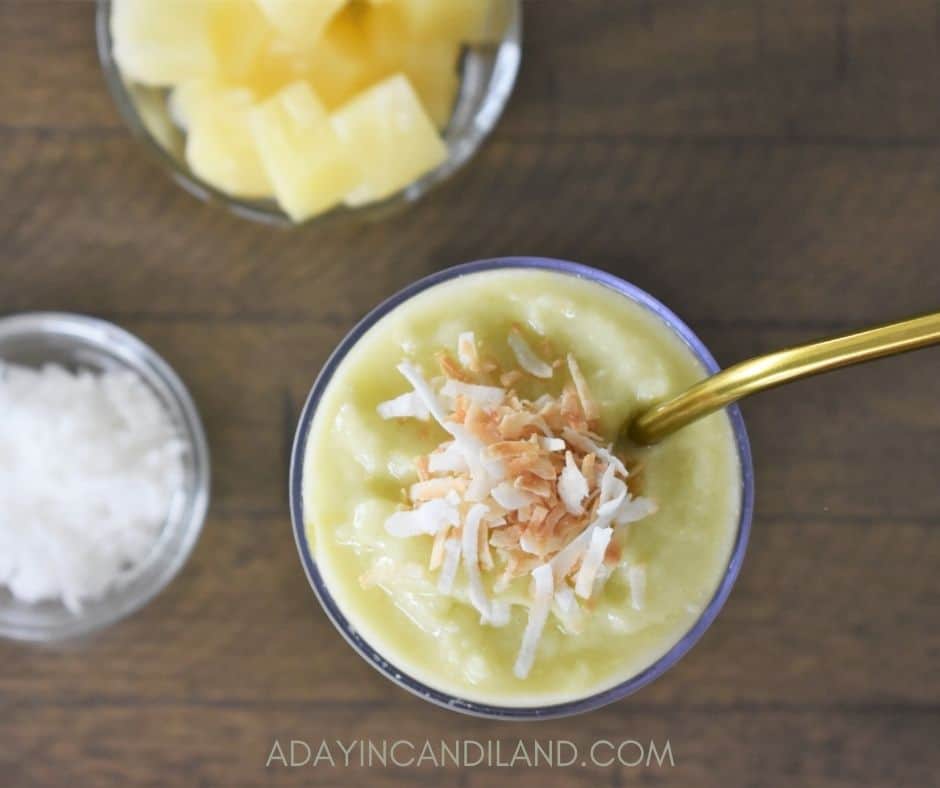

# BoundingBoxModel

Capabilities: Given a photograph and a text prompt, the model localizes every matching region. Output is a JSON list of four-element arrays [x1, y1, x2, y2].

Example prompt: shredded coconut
[[378, 328, 657, 679], [508, 326, 553, 379], [0, 362, 185, 614]]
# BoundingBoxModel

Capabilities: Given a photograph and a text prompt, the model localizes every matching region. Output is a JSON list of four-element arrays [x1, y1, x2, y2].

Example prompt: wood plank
[[2, 515, 937, 709], [2, 134, 940, 326]]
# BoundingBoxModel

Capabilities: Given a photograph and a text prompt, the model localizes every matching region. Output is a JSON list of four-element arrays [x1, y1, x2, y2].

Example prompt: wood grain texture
[[1, 1, 938, 786]]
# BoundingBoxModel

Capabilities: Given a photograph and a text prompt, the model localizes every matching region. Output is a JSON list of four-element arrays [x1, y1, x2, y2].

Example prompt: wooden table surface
[[2, 1, 939, 785]]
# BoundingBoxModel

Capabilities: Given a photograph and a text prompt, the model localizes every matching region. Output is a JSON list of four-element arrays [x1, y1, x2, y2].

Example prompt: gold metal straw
[[628, 311, 940, 445]]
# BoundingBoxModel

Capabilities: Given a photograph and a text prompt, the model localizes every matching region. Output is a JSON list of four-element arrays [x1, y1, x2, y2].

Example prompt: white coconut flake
[[427, 442, 469, 473], [441, 379, 505, 410], [558, 451, 589, 514], [614, 496, 658, 525], [461, 503, 491, 622], [538, 436, 566, 452], [574, 526, 613, 598], [396, 362, 450, 427], [376, 391, 430, 421], [437, 537, 462, 594], [490, 482, 535, 511], [514, 563, 554, 679], [385, 497, 459, 537], [489, 599, 511, 627], [628, 564, 647, 610], [457, 331, 479, 371], [508, 328, 553, 379], [566, 354, 599, 421], [0, 363, 185, 614]]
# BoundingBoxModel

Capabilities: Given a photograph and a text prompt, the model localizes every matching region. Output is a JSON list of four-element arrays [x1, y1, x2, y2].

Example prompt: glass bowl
[[289, 257, 755, 719], [0, 313, 210, 642], [95, 0, 523, 226]]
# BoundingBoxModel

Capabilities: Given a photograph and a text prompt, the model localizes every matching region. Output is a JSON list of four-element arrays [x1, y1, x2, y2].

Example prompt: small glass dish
[[0, 313, 210, 642], [95, 0, 523, 226], [289, 257, 755, 719]]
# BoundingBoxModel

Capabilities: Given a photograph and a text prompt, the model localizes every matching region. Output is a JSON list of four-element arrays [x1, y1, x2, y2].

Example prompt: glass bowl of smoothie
[[290, 258, 754, 718], [96, 0, 522, 226]]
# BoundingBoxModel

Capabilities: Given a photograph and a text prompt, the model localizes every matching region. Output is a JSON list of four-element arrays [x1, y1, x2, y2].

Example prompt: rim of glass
[[94, 0, 523, 227], [289, 258, 755, 719], [0, 312, 211, 641]]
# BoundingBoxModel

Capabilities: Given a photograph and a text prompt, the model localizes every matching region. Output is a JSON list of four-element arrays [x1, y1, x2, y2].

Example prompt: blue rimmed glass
[[289, 258, 755, 719]]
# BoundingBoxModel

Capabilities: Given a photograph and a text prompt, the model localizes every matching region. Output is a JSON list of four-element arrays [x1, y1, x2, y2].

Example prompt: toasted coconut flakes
[[491, 482, 535, 511], [561, 428, 628, 477], [462, 503, 491, 621], [538, 436, 566, 452], [628, 563, 647, 610], [574, 526, 613, 598], [436, 351, 471, 382], [508, 454, 557, 481], [441, 379, 505, 410], [385, 496, 459, 537], [519, 533, 538, 555], [558, 451, 589, 515], [437, 538, 462, 594], [514, 563, 554, 679], [489, 524, 522, 550], [487, 440, 538, 460], [581, 453, 596, 486], [384, 332, 656, 678], [515, 473, 552, 498], [415, 455, 430, 482], [409, 477, 467, 501], [543, 504, 567, 533], [559, 385, 586, 430], [457, 331, 480, 373], [377, 391, 431, 421], [566, 354, 599, 422], [508, 327, 553, 379]]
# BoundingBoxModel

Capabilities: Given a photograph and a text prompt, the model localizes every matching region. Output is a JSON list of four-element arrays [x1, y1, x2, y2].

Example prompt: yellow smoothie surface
[[302, 268, 742, 706]]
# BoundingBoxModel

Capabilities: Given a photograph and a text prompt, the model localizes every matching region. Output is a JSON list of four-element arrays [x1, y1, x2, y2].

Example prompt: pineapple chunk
[[186, 90, 272, 198], [255, 0, 348, 50], [383, 0, 495, 43], [111, 0, 217, 86], [399, 40, 461, 130], [300, 6, 383, 109], [330, 74, 447, 206], [249, 82, 359, 221], [209, 0, 271, 81]]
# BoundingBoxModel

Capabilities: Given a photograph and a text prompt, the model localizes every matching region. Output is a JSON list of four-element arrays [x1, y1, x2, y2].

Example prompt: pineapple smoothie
[[301, 267, 744, 707]]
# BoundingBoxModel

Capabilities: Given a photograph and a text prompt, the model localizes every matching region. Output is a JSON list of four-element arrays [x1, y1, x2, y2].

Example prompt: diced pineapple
[[382, 0, 496, 43], [330, 74, 447, 206], [255, 0, 348, 50], [111, 0, 217, 86], [299, 6, 383, 109], [208, 0, 271, 81], [170, 81, 254, 130], [399, 40, 460, 130], [186, 90, 272, 198], [249, 82, 359, 221]]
